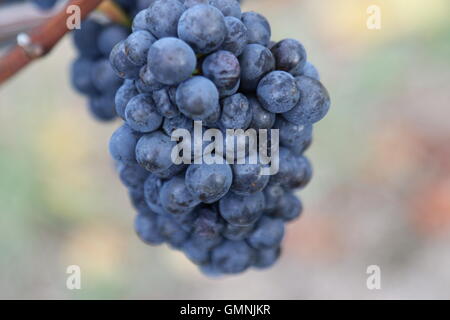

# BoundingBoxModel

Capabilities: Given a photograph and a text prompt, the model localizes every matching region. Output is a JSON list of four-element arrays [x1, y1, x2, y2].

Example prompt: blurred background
[[0, 0, 449, 299]]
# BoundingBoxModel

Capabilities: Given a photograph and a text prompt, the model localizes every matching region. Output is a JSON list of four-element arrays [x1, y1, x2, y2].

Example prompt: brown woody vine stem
[[0, 0, 104, 85]]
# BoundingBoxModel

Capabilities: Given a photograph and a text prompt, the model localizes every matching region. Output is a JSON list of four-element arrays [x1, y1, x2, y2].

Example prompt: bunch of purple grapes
[[70, 0, 152, 120], [105, 0, 329, 276]]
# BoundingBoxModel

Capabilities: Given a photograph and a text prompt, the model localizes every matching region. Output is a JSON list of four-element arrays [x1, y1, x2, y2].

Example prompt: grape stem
[[0, 0, 104, 85]]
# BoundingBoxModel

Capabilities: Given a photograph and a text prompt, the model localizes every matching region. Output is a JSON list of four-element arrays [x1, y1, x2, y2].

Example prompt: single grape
[[256, 71, 300, 113], [117, 161, 149, 190], [202, 50, 241, 98], [209, 0, 241, 19], [89, 93, 117, 121], [135, 210, 165, 245], [152, 87, 179, 119], [282, 76, 331, 125], [143, 174, 166, 215], [135, 131, 176, 173], [109, 124, 140, 164], [98, 24, 129, 57], [219, 191, 265, 226], [271, 191, 303, 222], [157, 214, 190, 248], [71, 58, 98, 96], [273, 116, 312, 152], [145, 0, 186, 38], [185, 163, 233, 203], [124, 94, 162, 133], [239, 44, 275, 92], [241, 11, 271, 47], [73, 19, 102, 59], [221, 16, 248, 57], [218, 93, 252, 129], [230, 159, 270, 195], [109, 41, 141, 79], [162, 114, 193, 136], [271, 38, 307, 74], [147, 37, 197, 85], [160, 176, 201, 215], [247, 95, 276, 129], [91, 59, 123, 93], [253, 247, 281, 269], [115, 80, 139, 120], [124, 30, 156, 66], [211, 240, 254, 274], [247, 216, 284, 249], [178, 4, 227, 54], [176, 76, 220, 122]]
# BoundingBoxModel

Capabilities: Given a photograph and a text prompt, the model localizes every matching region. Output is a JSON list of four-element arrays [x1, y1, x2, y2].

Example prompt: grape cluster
[[70, 1, 152, 121], [108, 0, 330, 276]]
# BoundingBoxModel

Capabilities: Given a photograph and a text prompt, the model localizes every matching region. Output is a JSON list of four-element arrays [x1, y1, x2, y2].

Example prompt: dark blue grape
[[152, 87, 179, 119], [157, 214, 189, 248], [109, 41, 141, 79], [218, 93, 252, 129], [182, 240, 210, 265], [296, 61, 320, 80], [135, 210, 164, 245], [272, 191, 302, 222], [147, 37, 197, 85], [115, 80, 139, 120], [221, 16, 248, 57], [71, 58, 98, 95], [136, 64, 165, 93], [288, 156, 313, 189], [273, 116, 312, 153], [202, 50, 240, 98], [248, 216, 284, 249], [124, 30, 156, 66], [190, 206, 224, 248], [262, 183, 284, 214], [219, 191, 265, 226], [98, 24, 129, 56], [117, 161, 149, 190], [162, 114, 193, 136], [211, 240, 254, 274], [230, 159, 270, 195], [271, 38, 307, 74], [135, 131, 176, 173], [132, 9, 150, 33], [248, 95, 276, 129], [253, 247, 281, 269], [256, 71, 300, 113], [109, 124, 140, 163], [145, 0, 186, 38], [89, 93, 117, 121], [176, 76, 220, 122], [91, 59, 123, 93], [125, 94, 163, 133], [73, 19, 102, 59], [185, 163, 233, 203], [144, 174, 166, 215], [282, 76, 331, 125], [241, 11, 271, 47], [160, 176, 201, 215], [178, 4, 227, 54], [209, 0, 241, 18], [239, 44, 274, 92]]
